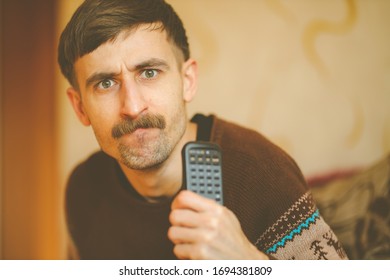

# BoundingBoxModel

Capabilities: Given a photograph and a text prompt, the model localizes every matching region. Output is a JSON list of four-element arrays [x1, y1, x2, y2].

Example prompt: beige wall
[[57, 0, 390, 188]]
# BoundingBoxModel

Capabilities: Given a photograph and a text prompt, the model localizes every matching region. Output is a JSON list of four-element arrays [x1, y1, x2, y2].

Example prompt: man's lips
[[119, 127, 159, 139]]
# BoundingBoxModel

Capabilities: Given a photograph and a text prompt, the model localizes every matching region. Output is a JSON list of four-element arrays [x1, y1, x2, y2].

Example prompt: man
[[58, 0, 347, 260]]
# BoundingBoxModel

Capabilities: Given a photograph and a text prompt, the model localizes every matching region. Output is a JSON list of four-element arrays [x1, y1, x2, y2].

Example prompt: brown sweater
[[65, 114, 347, 259]]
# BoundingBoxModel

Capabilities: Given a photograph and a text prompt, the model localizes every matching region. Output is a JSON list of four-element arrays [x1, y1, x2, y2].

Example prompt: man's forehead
[[75, 27, 172, 65]]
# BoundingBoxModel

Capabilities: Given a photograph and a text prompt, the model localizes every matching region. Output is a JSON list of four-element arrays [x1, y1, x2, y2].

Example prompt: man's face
[[68, 25, 197, 170]]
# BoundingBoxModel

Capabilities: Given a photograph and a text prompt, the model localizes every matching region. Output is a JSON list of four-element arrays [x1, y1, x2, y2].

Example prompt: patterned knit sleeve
[[255, 191, 348, 260], [251, 146, 348, 260]]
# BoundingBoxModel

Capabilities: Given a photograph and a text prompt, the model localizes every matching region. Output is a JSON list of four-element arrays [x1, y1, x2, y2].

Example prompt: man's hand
[[168, 190, 269, 260]]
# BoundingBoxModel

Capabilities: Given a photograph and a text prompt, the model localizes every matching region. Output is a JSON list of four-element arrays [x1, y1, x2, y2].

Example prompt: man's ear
[[66, 87, 91, 126], [182, 58, 198, 103]]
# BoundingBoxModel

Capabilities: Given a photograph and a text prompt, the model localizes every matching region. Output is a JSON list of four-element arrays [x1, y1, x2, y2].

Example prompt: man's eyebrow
[[85, 72, 118, 89], [134, 58, 170, 71]]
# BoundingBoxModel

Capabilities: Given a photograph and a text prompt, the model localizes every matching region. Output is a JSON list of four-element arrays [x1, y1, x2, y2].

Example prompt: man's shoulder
[[210, 115, 285, 160], [210, 115, 307, 188]]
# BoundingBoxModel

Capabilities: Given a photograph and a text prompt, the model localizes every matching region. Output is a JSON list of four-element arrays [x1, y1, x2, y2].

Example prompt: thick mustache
[[111, 114, 166, 139]]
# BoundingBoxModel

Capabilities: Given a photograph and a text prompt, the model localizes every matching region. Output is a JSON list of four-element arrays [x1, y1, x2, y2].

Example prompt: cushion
[[310, 154, 390, 259]]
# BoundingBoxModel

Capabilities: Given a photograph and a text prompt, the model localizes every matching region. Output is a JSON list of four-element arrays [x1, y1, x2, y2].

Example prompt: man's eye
[[97, 79, 115, 89], [141, 69, 159, 79]]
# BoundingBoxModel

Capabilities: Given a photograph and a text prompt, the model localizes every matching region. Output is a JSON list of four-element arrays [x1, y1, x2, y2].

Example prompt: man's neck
[[118, 122, 197, 203]]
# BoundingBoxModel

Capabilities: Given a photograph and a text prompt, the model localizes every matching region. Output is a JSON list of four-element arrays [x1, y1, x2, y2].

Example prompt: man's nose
[[119, 79, 148, 119]]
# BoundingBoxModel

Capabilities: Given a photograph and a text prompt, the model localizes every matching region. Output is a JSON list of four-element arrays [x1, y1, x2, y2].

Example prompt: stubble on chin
[[117, 135, 172, 170]]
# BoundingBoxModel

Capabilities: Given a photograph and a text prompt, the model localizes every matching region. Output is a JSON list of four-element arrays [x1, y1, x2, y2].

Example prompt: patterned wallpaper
[[168, 0, 390, 176]]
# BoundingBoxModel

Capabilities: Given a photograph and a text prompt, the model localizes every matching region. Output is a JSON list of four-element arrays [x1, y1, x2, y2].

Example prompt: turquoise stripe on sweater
[[266, 210, 320, 254]]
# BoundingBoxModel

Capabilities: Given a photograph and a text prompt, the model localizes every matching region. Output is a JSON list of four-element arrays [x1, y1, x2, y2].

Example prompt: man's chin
[[119, 155, 167, 171], [117, 142, 170, 171]]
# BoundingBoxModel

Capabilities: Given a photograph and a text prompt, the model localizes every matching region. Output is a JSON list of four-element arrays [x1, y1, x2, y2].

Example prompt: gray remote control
[[182, 141, 223, 205]]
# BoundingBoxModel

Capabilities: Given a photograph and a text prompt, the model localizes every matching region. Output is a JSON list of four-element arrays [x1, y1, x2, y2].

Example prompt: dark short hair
[[58, 0, 190, 87]]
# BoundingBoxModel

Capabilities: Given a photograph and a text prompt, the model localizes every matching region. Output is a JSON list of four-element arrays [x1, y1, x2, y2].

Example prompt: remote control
[[181, 141, 223, 205]]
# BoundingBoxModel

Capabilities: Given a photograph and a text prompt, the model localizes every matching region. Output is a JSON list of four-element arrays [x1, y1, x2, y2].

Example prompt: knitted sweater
[[66, 114, 347, 259]]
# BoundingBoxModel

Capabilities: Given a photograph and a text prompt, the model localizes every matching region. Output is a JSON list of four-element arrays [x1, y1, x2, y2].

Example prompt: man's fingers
[[168, 226, 199, 244], [172, 243, 210, 260], [169, 208, 200, 227], [172, 190, 219, 212], [172, 243, 192, 260]]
